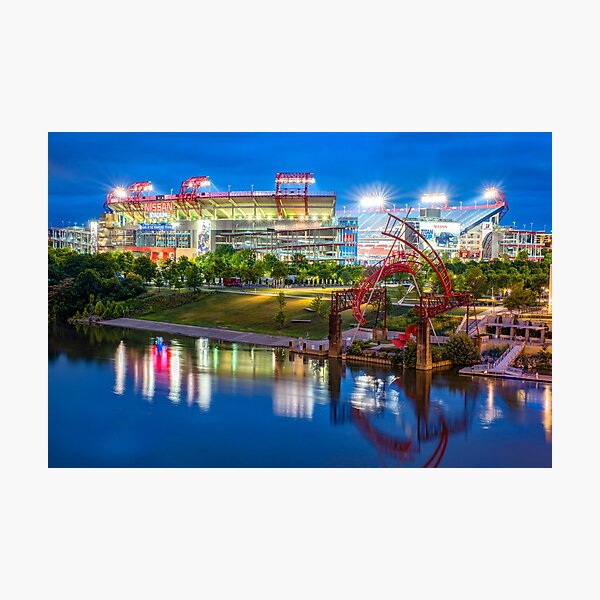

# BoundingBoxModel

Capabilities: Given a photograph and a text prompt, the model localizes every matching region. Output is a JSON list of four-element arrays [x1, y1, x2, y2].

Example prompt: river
[[48, 323, 552, 467]]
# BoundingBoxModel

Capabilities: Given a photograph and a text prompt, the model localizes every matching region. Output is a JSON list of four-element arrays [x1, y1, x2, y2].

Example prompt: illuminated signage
[[197, 220, 211, 255], [142, 201, 173, 212], [419, 221, 460, 251], [140, 223, 173, 232]]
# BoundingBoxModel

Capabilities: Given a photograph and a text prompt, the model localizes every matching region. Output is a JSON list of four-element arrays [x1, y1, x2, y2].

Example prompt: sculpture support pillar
[[328, 311, 342, 358], [416, 319, 432, 371]]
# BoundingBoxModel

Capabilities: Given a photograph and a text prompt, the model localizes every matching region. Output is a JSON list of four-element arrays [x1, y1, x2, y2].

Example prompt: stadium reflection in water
[[48, 324, 552, 467]]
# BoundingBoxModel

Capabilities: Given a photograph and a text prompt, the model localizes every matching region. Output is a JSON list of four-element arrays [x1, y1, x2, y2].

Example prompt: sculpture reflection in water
[[329, 363, 477, 468]]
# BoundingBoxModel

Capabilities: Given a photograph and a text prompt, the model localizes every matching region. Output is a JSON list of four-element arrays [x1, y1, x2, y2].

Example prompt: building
[[49, 223, 98, 254], [98, 173, 357, 263], [482, 227, 546, 261], [348, 189, 508, 264]]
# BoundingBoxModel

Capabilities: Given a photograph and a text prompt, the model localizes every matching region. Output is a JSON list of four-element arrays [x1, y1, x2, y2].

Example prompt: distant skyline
[[48, 132, 552, 230]]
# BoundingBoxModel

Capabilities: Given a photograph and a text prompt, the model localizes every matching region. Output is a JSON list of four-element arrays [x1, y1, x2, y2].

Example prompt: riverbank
[[101, 317, 300, 347]]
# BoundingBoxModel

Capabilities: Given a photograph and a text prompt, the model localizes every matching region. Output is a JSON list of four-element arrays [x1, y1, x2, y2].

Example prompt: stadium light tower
[[127, 181, 153, 201], [484, 187, 499, 201], [275, 172, 315, 218], [421, 193, 448, 207], [360, 193, 387, 211]]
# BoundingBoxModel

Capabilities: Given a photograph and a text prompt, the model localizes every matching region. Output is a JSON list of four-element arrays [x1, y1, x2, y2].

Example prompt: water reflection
[[114, 340, 126, 395], [49, 324, 552, 467], [106, 329, 552, 464]]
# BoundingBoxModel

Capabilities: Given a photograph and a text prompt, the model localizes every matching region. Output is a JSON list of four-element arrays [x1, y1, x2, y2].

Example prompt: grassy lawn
[[140, 291, 342, 338], [137, 287, 474, 338]]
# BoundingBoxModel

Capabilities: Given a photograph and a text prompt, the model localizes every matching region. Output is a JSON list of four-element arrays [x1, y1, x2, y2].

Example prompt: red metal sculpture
[[352, 213, 474, 324], [329, 213, 478, 356]]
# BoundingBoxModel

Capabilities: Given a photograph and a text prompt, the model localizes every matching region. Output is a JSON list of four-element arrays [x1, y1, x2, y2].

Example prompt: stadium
[[48, 173, 549, 263], [93, 172, 357, 263]]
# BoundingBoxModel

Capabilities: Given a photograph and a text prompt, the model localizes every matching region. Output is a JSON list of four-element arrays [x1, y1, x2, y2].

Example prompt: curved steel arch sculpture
[[352, 214, 473, 323], [329, 214, 478, 366]]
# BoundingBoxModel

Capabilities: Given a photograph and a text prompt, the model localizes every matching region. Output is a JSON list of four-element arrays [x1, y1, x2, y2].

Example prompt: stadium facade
[[92, 173, 358, 263], [48, 173, 549, 263]]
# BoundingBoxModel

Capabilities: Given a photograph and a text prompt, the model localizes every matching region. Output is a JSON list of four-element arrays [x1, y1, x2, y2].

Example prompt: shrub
[[347, 342, 363, 356], [403, 340, 417, 368], [390, 353, 403, 366], [444, 334, 480, 367], [431, 346, 446, 363], [484, 344, 509, 360]]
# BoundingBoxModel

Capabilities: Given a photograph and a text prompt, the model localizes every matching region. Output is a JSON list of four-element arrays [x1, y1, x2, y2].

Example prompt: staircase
[[456, 309, 490, 337], [490, 342, 524, 373]]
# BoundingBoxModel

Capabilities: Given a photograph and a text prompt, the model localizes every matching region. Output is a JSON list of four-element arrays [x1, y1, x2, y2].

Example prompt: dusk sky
[[48, 132, 552, 230]]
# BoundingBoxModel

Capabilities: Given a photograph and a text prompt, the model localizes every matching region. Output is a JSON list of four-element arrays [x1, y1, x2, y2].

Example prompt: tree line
[[49, 244, 551, 321]]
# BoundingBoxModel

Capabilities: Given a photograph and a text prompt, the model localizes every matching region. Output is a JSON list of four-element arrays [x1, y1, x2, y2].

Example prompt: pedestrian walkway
[[102, 318, 299, 347]]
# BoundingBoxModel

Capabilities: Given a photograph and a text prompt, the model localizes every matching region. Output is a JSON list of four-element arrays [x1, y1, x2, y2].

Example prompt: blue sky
[[48, 132, 552, 230]]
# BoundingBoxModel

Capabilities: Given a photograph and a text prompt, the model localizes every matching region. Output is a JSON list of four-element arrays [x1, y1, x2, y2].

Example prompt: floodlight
[[360, 193, 386, 208], [421, 193, 448, 204]]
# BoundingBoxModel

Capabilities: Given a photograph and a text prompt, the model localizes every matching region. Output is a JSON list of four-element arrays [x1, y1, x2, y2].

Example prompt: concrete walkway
[[459, 365, 551, 383], [101, 318, 300, 347]]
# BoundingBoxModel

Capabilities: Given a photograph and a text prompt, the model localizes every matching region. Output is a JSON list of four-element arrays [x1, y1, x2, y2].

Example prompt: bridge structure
[[328, 213, 479, 369]]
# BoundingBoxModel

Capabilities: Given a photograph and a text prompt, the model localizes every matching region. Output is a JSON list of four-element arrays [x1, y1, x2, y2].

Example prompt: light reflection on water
[[48, 324, 552, 468]]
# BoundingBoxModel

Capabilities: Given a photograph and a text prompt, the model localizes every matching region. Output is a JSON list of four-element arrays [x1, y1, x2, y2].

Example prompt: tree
[[309, 294, 325, 317], [274, 309, 286, 329], [230, 249, 256, 279], [73, 268, 103, 299], [94, 300, 105, 318], [154, 269, 165, 290], [503, 286, 538, 312], [271, 261, 289, 284], [274, 291, 287, 328], [444, 334, 480, 366], [263, 254, 279, 275], [185, 262, 202, 290], [114, 251, 136, 275], [516, 249, 529, 261], [290, 253, 309, 274], [251, 260, 265, 283], [214, 244, 236, 257], [429, 271, 446, 294], [277, 291, 286, 309], [133, 255, 157, 283], [464, 266, 488, 298]]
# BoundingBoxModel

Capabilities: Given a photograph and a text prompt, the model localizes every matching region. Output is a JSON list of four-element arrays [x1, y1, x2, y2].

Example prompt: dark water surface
[[48, 324, 552, 467]]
